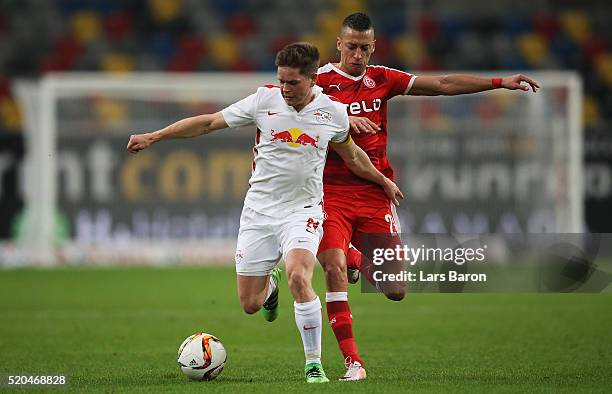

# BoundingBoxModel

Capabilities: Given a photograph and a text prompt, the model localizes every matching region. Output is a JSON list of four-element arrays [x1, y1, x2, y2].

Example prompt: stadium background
[[0, 0, 611, 255], [0, 1, 610, 391]]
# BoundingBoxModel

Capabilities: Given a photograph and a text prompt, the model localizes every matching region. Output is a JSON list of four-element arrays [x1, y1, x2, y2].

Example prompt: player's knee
[[319, 251, 346, 272], [324, 262, 346, 283], [384, 288, 406, 301], [240, 299, 261, 314], [287, 270, 309, 292]]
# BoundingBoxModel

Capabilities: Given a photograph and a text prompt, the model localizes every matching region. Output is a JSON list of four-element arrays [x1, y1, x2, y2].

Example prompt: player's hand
[[382, 178, 404, 206], [349, 116, 380, 134], [502, 74, 540, 92], [126, 133, 155, 153]]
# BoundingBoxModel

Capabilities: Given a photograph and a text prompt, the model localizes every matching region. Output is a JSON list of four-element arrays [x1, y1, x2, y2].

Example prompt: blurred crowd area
[[0, 0, 611, 135]]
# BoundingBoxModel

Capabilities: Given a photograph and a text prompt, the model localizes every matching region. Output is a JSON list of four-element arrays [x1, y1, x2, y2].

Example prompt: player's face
[[277, 66, 315, 111], [337, 27, 376, 76]]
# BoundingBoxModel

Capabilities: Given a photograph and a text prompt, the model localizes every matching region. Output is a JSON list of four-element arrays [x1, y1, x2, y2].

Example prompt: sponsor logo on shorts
[[235, 249, 244, 264]]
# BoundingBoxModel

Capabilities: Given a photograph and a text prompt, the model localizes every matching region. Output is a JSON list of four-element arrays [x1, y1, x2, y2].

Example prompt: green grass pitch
[[0, 266, 611, 393]]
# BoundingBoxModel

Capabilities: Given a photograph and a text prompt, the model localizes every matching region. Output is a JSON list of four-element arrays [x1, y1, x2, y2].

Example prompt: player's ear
[[371, 39, 376, 54], [336, 36, 342, 52]]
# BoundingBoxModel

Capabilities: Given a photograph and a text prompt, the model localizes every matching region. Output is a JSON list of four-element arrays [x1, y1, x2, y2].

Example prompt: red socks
[[326, 293, 364, 367]]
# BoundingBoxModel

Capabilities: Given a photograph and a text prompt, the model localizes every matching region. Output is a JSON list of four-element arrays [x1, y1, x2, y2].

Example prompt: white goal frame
[[14, 71, 582, 265]]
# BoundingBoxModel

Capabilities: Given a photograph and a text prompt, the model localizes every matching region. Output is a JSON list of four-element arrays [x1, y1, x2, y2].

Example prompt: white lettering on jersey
[[348, 99, 382, 115]]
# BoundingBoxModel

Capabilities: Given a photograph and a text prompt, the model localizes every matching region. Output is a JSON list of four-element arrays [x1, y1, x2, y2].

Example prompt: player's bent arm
[[127, 112, 228, 153], [408, 74, 540, 96], [331, 137, 404, 205]]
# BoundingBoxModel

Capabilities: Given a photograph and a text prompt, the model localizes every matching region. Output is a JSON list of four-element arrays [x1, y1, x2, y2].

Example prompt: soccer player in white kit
[[126, 42, 403, 383]]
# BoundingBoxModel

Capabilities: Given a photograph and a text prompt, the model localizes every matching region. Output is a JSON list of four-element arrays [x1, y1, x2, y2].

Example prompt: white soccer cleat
[[339, 361, 366, 381]]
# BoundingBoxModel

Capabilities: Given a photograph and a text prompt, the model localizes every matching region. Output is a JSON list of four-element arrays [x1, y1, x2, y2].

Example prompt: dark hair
[[341, 12, 373, 32], [275, 42, 320, 77]]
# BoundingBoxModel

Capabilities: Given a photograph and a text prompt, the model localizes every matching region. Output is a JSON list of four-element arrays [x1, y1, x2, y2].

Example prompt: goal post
[[11, 71, 582, 266]]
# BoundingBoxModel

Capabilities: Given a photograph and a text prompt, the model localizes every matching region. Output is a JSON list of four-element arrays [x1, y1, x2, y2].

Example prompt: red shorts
[[318, 185, 402, 256]]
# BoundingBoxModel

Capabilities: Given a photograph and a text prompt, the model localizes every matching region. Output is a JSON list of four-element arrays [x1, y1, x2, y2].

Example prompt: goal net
[[11, 71, 582, 266]]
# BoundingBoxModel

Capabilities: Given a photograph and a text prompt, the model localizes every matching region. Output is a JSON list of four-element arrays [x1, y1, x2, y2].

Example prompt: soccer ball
[[177, 332, 227, 381]]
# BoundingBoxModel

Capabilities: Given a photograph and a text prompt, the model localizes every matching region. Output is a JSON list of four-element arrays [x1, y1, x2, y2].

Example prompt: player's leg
[[234, 207, 281, 318], [318, 247, 348, 294], [261, 266, 281, 321], [285, 248, 317, 302], [346, 244, 362, 284], [317, 194, 366, 380], [352, 235, 406, 301], [285, 249, 327, 383], [280, 209, 329, 383], [318, 248, 367, 381], [318, 191, 352, 292], [318, 245, 366, 372], [352, 195, 406, 301], [236, 274, 272, 314]]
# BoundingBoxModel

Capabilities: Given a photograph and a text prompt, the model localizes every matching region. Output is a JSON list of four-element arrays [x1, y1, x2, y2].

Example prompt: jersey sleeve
[[221, 90, 259, 128], [385, 67, 417, 98], [330, 106, 350, 143]]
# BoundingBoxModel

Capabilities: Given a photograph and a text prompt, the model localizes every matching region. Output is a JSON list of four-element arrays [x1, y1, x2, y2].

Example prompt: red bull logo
[[270, 128, 319, 148]]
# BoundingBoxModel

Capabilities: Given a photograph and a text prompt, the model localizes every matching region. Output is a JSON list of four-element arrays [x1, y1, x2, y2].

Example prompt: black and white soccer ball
[[177, 332, 227, 381]]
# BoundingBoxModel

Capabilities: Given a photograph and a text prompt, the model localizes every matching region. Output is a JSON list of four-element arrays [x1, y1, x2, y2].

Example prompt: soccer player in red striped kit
[[317, 12, 540, 380]]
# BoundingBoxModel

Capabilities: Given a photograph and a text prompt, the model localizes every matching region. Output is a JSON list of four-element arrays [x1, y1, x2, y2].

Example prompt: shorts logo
[[306, 218, 320, 234], [363, 75, 376, 88], [385, 214, 399, 235], [235, 249, 244, 264]]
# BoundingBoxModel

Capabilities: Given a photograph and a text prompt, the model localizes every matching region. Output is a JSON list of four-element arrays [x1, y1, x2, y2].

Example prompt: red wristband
[[492, 78, 502, 88]]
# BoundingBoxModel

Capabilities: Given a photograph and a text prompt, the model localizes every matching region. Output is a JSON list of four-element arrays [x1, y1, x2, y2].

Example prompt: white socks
[[294, 296, 322, 364]]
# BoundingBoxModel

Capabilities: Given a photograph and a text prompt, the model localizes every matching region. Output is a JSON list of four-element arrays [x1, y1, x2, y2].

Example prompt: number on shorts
[[385, 213, 399, 235]]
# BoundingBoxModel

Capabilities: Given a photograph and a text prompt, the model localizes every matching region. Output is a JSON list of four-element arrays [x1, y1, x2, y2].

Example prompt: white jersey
[[222, 85, 349, 216]]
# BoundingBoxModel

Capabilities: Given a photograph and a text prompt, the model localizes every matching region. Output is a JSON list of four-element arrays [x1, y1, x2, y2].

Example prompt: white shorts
[[235, 205, 324, 276]]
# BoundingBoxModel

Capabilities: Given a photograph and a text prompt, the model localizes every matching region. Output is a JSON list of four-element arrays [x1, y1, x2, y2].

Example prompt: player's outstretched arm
[[331, 137, 404, 205], [126, 112, 229, 153], [409, 74, 540, 96]]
